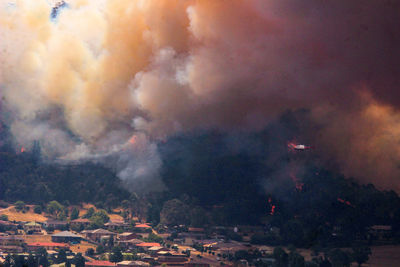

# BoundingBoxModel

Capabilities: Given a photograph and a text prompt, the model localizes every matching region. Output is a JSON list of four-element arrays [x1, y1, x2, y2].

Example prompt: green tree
[[34, 205, 42, 214], [90, 209, 110, 228], [160, 199, 189, 226], [57, 249, 67, 264], [86, 248, 95, 256], [351, 245, 371, 267], [13, 254, 26, 267], [190, 207, 208, 227], [83, 207, 95, 218], [4, 255, 11, 267], [36, 247, 49, 267], [14, 201, 25, 212], [96, 244, 105, 254], [145, 232, 163, 244], [289, 251, 305, 267], [71, 207, 79, 220], [328, 249, 351, 267], [273, 247, 288, 267], [27, 253, 36, 267], [109, 247, 123, 263], [74, 253, 85, 267], [47, 200, 64, 217]]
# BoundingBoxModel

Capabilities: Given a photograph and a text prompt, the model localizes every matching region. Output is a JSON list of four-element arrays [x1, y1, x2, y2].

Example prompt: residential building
[[43, 220, 68, 230], [24, 222, 42, 233], [117, 232, 140, 241], [86, 260, 116, 267], [117, 261, 150, 267], [0, 235, 25, 252], [52, 231, 82, 243], [70, 218, 91, 228], [82, 229, 117, 243]]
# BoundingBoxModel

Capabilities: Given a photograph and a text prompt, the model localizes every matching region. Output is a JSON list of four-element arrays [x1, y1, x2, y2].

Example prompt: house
[[157, 251, 189, 266], [82, 229, 117, 242], [52, 231, 82, 243], [118, 232, 140, 241], [27, 242, 69, 251], [184, 260, 210, 267], [0, 220, 18, 231], [43, 220, 68, 230], [117, 238, 143, 249], [24, 222, 42, 233], [86, 260, 116, 267], [117, 261, 150, 267], [105, 220, 129, 231], [369, 225, 393, 240], [134, 224, 152, 232], [147, 246, 169, 256], [0, 235, 25, 252], [136, 242, 161, 248], [70, 218, 91, 228]]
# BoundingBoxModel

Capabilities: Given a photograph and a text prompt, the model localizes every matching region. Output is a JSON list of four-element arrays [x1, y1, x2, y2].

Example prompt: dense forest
[[1, 111, 400, 247]]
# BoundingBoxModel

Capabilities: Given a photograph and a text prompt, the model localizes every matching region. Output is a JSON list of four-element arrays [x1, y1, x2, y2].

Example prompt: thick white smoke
[[1, 0, 400, 191]]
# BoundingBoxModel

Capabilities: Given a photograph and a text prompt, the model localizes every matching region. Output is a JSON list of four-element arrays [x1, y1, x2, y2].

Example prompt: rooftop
[[86, 260, 116, 267], [135, 224, 151, 228], [52, 231, 82, 238], [136, 242, 161, 247]]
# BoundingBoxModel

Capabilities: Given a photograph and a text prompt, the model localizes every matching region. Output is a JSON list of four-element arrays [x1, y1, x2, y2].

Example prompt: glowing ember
[[129, 135, 137, 145], [337, 198, 354, 207], [270, 205, 276, 215], [268, 197, 276, 215]]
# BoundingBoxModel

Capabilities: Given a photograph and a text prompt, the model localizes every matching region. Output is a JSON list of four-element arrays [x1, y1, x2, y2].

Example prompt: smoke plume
[[1, 0, 400, 191]]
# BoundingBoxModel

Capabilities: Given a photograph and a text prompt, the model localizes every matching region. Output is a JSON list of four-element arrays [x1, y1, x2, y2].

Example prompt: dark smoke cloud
[[1, 0, 400, 191]]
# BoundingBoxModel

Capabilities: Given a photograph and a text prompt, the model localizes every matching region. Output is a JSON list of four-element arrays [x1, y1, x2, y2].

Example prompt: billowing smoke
[[1, 0, 400, 191]]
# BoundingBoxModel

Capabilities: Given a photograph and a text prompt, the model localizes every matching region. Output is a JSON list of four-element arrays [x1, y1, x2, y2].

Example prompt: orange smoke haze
[[1, 0, 400, 191]]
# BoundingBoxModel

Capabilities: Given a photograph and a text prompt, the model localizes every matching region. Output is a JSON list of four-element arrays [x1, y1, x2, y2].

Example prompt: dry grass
[[78, 203, 123, 222], [0, 206, 48, 222], [70, 241, 97, 254], [23, 234, 52, 243]]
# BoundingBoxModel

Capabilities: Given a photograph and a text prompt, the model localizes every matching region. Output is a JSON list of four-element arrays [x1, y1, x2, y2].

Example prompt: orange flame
[[20, 147, 25, 153], [270, 205, 276, 215], [129, 135, 137, 145], [337, 198, 354, 207], [268, 197, 276, 215]]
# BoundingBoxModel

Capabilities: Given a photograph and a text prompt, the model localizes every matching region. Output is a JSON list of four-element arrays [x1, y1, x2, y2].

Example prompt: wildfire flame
[[270, 205, 276, 215], [129, 135, 137, 145], [20, 147, 25, 153], [268, 197, 276, 215], [337, 198, 354, 207]]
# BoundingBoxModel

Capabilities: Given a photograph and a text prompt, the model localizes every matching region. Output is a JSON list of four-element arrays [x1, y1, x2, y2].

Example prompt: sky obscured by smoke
[[1, 0, 400, 191]]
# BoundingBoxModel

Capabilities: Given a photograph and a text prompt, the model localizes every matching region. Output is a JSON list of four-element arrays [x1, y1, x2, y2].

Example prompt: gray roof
[[52, 231, 82, 238], [92, 229, 116, 235]]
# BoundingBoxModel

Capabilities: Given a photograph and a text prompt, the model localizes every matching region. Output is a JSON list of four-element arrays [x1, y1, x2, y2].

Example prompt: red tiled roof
[[86, 260, 116, 267], [135, 224, 151, 228], [27, 242, 69, 247], [188, 227, 204, 232], [136, 242, 161, 247]]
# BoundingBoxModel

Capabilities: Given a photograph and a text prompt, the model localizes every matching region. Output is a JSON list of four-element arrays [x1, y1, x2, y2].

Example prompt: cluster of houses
[[0, 218, 217, 267], [0, 213, 395, 267]]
